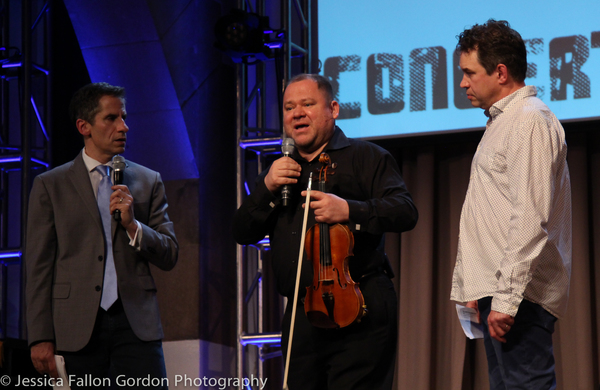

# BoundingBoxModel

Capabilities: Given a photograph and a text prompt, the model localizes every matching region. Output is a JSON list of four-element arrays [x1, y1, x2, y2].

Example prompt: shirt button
[[98, 256, 103, 262], [95, 285, 101, 292]]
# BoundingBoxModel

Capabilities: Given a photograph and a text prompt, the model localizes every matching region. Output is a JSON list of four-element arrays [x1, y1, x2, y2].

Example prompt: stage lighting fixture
[[214, 9, 283, 64]]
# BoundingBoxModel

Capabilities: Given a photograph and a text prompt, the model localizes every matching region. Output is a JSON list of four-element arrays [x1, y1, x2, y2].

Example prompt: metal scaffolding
[[0, 0, 51, 343], [234, 0, 313, 386]]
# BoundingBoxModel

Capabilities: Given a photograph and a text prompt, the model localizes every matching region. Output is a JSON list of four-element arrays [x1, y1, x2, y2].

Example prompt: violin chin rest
[[306, 311, 340, 329]]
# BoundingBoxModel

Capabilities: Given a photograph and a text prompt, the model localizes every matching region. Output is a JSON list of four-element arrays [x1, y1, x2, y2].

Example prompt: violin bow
[[282, 172, 313, 390]]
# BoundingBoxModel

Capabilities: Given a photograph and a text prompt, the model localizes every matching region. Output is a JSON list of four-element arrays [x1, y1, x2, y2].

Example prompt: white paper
[[52, 355, 71, 390], [456, 304, 484, 339]]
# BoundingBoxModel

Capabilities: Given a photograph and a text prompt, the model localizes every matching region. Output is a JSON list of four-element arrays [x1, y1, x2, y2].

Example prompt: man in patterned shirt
[[450, 19, 572, 389]]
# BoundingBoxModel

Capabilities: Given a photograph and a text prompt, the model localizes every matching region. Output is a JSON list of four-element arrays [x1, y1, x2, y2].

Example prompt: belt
[[358, 266, 389, 282]]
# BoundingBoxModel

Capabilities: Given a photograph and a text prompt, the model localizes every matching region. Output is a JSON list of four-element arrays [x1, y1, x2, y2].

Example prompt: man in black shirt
[[233, 73, 418, 389]]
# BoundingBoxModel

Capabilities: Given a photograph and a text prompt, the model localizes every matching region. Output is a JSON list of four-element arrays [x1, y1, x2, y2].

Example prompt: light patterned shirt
[[451, 86, 572, 319]]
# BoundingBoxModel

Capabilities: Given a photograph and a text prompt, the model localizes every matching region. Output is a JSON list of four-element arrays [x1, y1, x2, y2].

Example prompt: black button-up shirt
[[234, 127, 418, 298]]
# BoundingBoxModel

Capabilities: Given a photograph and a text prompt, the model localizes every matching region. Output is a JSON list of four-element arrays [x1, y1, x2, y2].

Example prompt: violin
[[303, 153, 367, 328], [282, 153, 368, 389]]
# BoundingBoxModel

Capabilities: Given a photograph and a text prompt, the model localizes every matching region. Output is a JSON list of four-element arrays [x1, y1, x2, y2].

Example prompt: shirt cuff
[[346, 199, 368, 231], [491, 293, 522, 317], [127, 220, 142, 250]]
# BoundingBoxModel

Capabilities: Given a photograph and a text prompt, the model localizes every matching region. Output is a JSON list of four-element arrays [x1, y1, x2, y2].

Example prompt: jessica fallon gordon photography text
[[11, 374, 268, 389]]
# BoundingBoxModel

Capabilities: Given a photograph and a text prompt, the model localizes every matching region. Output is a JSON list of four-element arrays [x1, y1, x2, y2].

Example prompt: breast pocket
[[475, 146, 506, 183]]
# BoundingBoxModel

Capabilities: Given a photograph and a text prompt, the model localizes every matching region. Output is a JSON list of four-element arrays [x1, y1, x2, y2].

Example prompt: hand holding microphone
[[281, 138, 296, 207], [112, 155, 126, 221], [263, 138, 300, 203]]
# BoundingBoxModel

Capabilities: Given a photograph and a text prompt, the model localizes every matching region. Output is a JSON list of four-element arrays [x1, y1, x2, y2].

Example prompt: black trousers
[[281, 273, 398, 390], [60, 299, 168, 390]]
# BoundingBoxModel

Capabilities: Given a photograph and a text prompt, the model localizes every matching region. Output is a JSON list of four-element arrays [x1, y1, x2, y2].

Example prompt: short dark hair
[[457, 19, 527, 83], [69, 82, 126, 127], [286, 73, 334, 104]]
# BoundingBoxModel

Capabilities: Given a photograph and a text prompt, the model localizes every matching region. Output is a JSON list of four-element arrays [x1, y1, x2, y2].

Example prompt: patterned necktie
[[96, 165, 118, 310]]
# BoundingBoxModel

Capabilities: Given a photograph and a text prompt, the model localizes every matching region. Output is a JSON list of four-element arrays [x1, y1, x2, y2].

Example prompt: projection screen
[[318, 0, 600, 139]]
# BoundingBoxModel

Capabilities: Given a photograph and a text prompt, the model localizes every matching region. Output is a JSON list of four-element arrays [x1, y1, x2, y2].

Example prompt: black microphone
[[281, 138, 295, 207], [113, 155, 126, 221]]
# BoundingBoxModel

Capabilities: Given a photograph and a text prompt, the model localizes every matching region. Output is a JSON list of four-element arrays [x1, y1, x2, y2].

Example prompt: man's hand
[[264, 156, 301, 193], [30, 341, 58, 378], [301, 190, 349, 224], [110, 184, 137, 237], [466, 300, 480, 323], [488, 310, 515, 343]]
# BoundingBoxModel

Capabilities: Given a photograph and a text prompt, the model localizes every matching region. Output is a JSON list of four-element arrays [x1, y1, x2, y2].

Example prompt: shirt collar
[[291, 126, 350, 162], [82, 148, 113, 173], [485, 85, 537, 120], [324, 126, 350, 152]]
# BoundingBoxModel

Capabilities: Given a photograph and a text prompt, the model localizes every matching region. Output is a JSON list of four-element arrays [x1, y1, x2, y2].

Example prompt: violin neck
[[317, 179, 332, 267], [319, 222, 331, 267]]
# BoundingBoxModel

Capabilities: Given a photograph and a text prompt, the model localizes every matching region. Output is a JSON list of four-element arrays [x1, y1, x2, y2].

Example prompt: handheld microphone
[[113, 155, 126, 221], [281, 138, 295, 207]]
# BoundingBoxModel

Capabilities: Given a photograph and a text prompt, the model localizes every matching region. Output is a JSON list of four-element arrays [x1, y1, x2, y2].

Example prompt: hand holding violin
[[301, 190, 349, 224]]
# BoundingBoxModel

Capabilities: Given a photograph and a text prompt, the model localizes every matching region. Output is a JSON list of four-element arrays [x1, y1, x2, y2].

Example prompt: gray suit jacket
[[25, 151, 178, 352]]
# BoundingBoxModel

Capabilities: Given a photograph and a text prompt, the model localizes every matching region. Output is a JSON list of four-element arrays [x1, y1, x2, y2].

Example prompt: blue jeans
[[478, 297, 557, 390]]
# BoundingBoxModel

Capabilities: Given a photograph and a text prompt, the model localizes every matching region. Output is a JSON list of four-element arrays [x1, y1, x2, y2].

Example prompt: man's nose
[[460, 75, 469, 89], [292, 106, 305, 118], [118, 118, 129, 132]]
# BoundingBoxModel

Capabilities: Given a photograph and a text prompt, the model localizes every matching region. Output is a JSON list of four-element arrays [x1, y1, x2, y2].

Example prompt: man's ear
[[330, 100, 340, 120], [76, 118, 90, 136], [497, 64, 510, 84]]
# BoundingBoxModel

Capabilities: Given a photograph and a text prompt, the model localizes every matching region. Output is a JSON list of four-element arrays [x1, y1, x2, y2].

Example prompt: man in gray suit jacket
[[25, 82, 178, 389]]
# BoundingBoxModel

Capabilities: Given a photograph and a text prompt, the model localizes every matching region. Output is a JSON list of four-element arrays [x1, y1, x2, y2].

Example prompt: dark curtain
[[380, 122, 599, 389]]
